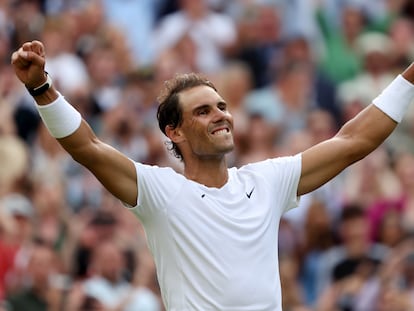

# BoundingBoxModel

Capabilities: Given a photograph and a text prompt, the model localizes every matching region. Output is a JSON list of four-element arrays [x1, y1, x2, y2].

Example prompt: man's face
[[27, 246, 57, 289], [94, 243, 124, 283], [175, 85, 234, 160]]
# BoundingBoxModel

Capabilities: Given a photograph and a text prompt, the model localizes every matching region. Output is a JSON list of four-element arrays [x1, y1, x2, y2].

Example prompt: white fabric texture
[[373, 74, 414, 123], [129, 154, 302, 311], [36, 94, 81, 138]]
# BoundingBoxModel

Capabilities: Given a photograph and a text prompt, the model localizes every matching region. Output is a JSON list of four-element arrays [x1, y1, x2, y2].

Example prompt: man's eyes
[[198, 109, 208, 115], [196, 103, 227, 115]]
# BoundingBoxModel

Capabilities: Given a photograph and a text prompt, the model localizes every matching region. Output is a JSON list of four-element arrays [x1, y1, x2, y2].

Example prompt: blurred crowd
[[2, 0, 414, 310]]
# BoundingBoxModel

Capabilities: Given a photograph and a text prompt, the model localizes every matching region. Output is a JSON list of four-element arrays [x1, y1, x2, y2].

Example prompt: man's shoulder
[[133, 162, 186, 196], [238, 154, 302, 171], [232, 155, 302, 188], [135, 162, 182, 178]]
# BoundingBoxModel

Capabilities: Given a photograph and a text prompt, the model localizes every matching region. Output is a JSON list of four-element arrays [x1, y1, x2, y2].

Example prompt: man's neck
[[184, 158, 229, 188]]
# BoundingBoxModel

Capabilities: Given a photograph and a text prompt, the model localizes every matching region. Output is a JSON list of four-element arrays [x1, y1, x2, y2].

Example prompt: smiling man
[[11, 40, 414, 311]]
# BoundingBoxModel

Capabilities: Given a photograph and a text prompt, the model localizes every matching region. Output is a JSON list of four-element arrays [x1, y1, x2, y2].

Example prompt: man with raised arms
[[11, 40, 414, 310]]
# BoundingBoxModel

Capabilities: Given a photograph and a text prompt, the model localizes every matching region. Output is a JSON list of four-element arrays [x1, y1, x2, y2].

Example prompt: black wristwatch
[[26, 72, 53, 96]]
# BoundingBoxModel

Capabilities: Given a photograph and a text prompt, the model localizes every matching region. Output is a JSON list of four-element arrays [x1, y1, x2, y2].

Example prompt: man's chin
[[200, 145, 234, 159], [220, 144, 234, 155]]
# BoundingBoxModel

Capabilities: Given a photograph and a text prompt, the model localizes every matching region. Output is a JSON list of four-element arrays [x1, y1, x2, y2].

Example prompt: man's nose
[[212, 107, 228, 121]]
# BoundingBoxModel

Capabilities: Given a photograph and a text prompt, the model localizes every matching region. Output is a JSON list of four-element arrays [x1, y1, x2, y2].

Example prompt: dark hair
[[156, 73, 217, 161], [340, 204, 365, 223], [80, 295, 103, 311]]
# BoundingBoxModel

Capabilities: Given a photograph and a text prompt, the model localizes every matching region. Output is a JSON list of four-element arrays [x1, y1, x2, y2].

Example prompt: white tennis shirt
[[130, 154, 302, 311]]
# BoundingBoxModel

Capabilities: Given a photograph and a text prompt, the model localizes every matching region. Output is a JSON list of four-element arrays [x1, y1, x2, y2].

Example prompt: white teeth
[[213, 129, 228, 135]]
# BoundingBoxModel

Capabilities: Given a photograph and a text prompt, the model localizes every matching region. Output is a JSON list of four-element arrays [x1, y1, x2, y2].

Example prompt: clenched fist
[[11, 40, 48, 89]]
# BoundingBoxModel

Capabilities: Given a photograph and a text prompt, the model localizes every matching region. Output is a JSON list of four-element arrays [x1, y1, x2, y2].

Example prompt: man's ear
[[165, 125, 185, 144]]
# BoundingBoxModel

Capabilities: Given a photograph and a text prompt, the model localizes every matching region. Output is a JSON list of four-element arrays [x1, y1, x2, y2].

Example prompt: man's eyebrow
[[193, 100, 227, 111], [193, 104, 210, 112]]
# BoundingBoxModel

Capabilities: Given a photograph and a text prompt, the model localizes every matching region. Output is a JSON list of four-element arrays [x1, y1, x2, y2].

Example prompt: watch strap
[[27, 72, 53, 96]]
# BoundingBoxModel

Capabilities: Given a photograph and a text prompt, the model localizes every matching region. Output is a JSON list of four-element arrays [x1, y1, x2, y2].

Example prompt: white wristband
[[373, 74, 414, 123], [36, 93, 82, 138]]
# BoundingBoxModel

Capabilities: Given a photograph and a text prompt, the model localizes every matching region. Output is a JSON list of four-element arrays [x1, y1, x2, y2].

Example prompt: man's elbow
[[64, 138, 102, 168], [342, 136, 379, 164]]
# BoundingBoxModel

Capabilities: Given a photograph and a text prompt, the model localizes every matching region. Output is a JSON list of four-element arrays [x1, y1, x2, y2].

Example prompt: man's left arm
[[298, 63, 414, 196]]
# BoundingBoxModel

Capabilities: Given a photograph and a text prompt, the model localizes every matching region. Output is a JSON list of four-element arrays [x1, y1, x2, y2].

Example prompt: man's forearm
[[32, 86, 59, 105]]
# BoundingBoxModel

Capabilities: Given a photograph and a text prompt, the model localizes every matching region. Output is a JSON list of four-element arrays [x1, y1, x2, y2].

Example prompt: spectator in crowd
[[372, 206, 406, 248], [244, 59, 316, 146], [9, 0, 44, 48], [236, 108, 281, 167], [40, 17, 90, 97], [0, 136, 32, 300], [388, 16, 414, 72], [4, 242, 65, 311], [0, 136, 29, 197], [0, 194, 33, 301], [100, 0, 165, 67], [373, 237, 414, 311], [79, 240, 160, 311], [0, 205, 15, 301], [392, 151, 414, 233], [341, 146, 401, 208], [30, 172, 77, 271], [224, 1, 282, 87], [338, 31, 396, 124], [298, 199, 335, 306], [316, 205, 389, 298], [283, 109, 344, 236], [152, 0, 237, 74], [275, 33, 341, 126], [316, 254, 381, 311], [279, 254, 309, 311], [316, 1, 367, 83], [72, 209, 121, 280]]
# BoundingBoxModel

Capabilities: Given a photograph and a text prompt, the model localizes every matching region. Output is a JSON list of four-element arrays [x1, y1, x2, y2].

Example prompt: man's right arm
[[11, 41, 138, 206], [58, 113, 138, 207]]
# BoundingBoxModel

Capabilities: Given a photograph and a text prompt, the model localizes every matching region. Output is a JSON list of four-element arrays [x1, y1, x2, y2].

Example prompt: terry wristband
[[36, 93, 82, 138], [373, 74, 414, 123]]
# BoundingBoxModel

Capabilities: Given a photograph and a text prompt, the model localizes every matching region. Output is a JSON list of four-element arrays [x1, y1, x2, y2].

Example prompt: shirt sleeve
[[271, 153, 302, 213], [126, 162, 184, 220]]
